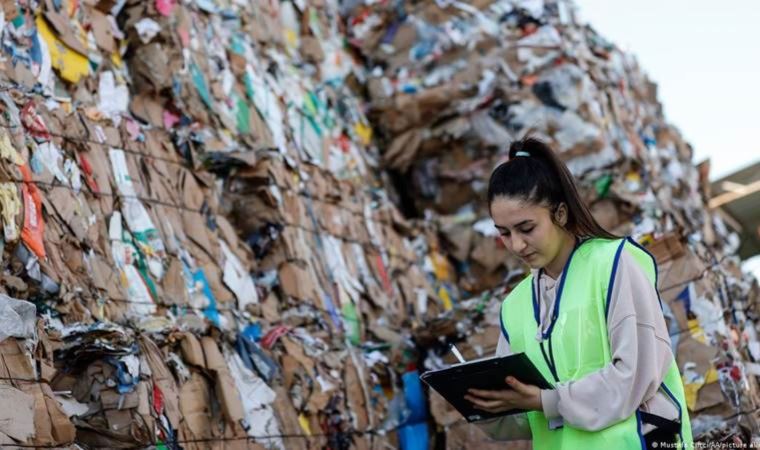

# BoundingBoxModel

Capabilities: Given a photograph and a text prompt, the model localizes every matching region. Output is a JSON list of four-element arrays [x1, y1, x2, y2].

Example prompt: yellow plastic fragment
[[36, 15, 89, 83]]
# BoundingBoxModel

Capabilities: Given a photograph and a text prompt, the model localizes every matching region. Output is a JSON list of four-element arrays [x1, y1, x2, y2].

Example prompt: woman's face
[[490, 196, 567, 270]]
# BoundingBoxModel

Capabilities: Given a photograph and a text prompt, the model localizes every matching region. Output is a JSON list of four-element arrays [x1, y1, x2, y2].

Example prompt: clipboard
[[419, 352, 552, 422]]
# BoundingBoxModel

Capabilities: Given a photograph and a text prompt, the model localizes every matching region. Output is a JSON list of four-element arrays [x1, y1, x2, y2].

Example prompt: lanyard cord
[[540, 335, 560, 383], [534, 236, 582, 383], [534, 275, 560, 383]]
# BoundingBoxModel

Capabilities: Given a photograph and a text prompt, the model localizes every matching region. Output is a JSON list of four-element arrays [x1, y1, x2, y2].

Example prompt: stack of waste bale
[[0, 0, 757, 448], [0, 0, 455, 448], [343, 0, 760, 446]]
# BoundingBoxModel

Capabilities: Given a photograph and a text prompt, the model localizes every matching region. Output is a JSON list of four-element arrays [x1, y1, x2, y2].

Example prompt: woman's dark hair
[[487, 137, 617, 239]]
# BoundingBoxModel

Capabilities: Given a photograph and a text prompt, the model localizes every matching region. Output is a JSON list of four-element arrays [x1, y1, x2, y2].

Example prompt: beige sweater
[[478, 250, 680, 440]]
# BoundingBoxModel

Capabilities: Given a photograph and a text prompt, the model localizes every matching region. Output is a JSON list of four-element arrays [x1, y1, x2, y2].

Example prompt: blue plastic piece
[[398, 422, 429, 450], [192, 269, 220, 327], [242, 323, 261, 342], [402, 370, 427, 424]]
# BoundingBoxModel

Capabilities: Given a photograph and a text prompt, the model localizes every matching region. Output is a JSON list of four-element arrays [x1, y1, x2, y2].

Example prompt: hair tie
[[514, 151, 530, 157]]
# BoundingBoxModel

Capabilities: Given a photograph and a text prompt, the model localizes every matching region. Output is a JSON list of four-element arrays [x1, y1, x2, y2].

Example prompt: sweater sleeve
[[475, 332, 533, 440], [538, 250, 675, 431]]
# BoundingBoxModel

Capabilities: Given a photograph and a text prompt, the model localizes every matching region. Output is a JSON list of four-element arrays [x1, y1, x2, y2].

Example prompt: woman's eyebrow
[[494, 220, 532, 230]]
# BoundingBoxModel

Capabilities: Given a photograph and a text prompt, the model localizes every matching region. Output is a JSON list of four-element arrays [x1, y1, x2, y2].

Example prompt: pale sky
[[573, 1, 760, 277], [574, 0, 760, 181]]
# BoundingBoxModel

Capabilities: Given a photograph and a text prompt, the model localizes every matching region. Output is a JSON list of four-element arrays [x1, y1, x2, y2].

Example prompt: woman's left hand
[[464, 376, 543, 414]]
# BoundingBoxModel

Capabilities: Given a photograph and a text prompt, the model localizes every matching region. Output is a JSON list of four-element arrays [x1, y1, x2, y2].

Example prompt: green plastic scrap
[[342, 302, 361, 346], [361, 342, 391, 352], [304, 91, 319, 117], [230, 33, 245, 55], [234, 93, 251, 134], [190, 62, 212, 108], [243, 71, 255, 100], [474, 291, 490, 314], [305, 113, 322, 137], [11, 8, 24, 27], [594, 173, 613, 198], [127, 230, 161, 300]]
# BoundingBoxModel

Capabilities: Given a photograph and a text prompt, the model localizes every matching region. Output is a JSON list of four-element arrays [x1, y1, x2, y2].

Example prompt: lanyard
[[533, 275, 561, 383], [539, 336, 559, 383], [532, 237, 583, 383]]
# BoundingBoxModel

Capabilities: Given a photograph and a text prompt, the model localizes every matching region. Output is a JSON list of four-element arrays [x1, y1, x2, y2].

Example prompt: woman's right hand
[[464, 376, 543, 413]]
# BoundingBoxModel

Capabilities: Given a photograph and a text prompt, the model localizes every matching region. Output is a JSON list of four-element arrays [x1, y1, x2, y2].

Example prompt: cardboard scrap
[[0, 385, 35, 441], [0, 0, 750, 447]]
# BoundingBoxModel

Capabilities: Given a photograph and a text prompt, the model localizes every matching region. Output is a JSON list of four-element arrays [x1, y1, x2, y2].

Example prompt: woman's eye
[[520, 227, 534, 234]]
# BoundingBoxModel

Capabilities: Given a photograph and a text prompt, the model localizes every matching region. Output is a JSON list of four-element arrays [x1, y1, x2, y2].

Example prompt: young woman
[[466, 138, 693, 450]]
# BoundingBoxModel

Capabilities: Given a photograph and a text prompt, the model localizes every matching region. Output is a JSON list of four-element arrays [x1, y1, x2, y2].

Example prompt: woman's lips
[[522, 252, 537, 260]]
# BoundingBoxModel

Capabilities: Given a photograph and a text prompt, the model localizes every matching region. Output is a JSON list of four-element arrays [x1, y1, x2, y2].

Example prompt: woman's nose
[[510, 235, 527, 253]]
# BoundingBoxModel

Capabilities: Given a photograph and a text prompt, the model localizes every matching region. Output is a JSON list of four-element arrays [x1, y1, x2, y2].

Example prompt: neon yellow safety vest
[[500, 237, 693, 450]]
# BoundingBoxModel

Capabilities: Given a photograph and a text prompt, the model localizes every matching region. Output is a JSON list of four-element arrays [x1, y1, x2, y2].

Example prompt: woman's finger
[[464, 395, 491, 407], [467, 390, 522, 406], [498, 388, 525, 402], [467, 388, 509, 399], [475, 402, 505, 412], [506, 376, 536, 396], [470, 399, 517, 414], [466, 397, 505, 410]]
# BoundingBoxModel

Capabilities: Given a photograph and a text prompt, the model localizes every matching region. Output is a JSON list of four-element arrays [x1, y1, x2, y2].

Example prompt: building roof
[[710, 160, 760, 259]]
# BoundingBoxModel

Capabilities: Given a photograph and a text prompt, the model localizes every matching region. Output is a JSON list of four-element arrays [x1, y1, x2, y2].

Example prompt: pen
[[450, 343, 466, 364]]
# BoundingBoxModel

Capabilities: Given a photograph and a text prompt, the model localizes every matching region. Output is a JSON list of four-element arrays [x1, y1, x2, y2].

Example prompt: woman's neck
[[543, 233, 577, 279]]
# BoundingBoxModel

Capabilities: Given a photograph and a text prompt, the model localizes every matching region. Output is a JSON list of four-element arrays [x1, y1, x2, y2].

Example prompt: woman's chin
[[522, 254, 542, 269], [524, 260, 542, 270]]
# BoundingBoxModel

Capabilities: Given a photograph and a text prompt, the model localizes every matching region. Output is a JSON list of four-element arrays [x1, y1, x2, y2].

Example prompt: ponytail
[[487, 137, 617, 240]]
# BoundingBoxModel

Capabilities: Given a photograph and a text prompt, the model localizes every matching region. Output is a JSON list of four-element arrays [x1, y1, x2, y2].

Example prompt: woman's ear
[[554, 203, 568, 227]]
